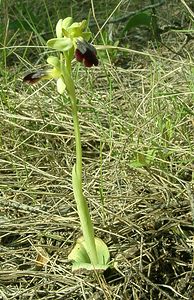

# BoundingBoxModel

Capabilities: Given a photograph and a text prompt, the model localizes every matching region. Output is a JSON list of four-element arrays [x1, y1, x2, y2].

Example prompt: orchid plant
[[23, 17, 110, 272]]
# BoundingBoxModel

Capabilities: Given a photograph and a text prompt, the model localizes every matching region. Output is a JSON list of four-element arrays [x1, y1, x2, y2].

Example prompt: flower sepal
[[47, 56, 60, 69], [47, 37, 73, 51], [62, 17, 73, 30]]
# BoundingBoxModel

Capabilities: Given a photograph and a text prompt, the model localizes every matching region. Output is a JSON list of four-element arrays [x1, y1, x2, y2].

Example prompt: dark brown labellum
[[75, 40, 98, 67], [23, 69, 47, 84]]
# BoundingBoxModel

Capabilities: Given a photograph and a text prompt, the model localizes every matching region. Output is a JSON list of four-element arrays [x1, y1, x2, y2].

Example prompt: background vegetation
[[0, 0, 194, 299]]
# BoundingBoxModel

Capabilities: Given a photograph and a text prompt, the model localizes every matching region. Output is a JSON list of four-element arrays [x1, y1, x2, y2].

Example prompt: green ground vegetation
[[0, 0, 194, 299]]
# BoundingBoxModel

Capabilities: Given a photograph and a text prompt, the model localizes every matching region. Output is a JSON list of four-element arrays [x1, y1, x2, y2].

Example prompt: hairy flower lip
[[23, 67, 60, 84], [75, 49, 98, 67], [75, 40, 98, 67], [23, 69, 47, 84]]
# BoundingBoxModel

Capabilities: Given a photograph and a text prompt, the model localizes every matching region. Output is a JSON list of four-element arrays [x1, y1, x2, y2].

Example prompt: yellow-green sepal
[[62, 17, 73, 29], [81, 31, 92, 41], [47, 56, 60, 69], [56, 18, 73, 38], [47, 38, 73, 51], [67, 20, 88, 38], [56, 19, 63, 38]]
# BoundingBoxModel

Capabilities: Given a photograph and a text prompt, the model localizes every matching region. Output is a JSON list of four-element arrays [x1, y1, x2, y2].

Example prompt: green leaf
[[124, 13, 152, 32], [129, 160, 146, 168], [68, 238, 90, 263], [146, 149, 156, 163], [95, 237, 110, 265], [68, 236, 110, 272], [129, 149, 156, 168], [47, 38, 73, 51]]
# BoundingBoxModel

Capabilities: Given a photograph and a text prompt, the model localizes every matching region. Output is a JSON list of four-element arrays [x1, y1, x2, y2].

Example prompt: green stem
[[63, 57, 98, 265]]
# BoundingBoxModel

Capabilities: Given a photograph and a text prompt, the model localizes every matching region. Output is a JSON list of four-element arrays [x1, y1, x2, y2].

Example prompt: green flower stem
[[62, 59, 98, 266]]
